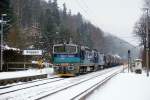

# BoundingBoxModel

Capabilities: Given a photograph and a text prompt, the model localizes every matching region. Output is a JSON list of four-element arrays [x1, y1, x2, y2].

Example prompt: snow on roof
[[2, 45, 20, 51], [134, 59, 142, 61], [81, 46, 90, 50], [113, 54, 121, 58]]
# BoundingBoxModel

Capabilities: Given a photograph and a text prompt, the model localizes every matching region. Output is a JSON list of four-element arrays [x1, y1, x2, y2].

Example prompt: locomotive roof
[[81, 46, 90, 50], [53, 43, 77, 47]]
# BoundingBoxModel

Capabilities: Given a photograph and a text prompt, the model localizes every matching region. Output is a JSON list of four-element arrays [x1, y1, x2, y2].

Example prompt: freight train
[[52, 43, 122, 77]]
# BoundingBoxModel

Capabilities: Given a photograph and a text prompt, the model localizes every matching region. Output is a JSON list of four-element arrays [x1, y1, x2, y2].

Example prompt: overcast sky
[[56, 0, 143, 46]]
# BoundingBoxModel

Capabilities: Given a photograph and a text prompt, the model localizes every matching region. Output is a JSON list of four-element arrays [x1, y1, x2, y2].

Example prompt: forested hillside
[[4, 0, 103, 50], [1, 0, 137, 59]]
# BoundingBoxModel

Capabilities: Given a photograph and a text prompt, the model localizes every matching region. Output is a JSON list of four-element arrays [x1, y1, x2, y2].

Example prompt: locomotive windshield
[[54, 45, 77, 53]]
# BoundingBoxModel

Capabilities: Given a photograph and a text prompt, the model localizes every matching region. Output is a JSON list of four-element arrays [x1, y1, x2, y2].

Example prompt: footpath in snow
[[0, 68, 54, 80], [87, 71, 150, 100]]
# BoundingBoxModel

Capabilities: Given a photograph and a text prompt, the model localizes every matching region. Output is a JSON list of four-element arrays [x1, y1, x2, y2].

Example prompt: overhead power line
[[74, 0, 100, 27], [75, 0, 89, 15]]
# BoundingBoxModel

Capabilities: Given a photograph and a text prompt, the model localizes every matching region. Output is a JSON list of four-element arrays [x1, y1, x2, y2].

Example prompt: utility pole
[[0, 14, 7, 71], [144, 8, 149, 77], [146, 8, 149, 77]]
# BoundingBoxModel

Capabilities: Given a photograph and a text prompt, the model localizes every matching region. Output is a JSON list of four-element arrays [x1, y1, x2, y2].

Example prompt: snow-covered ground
[[87, 71, 150, 100], [0, 66, 122, 100], [0, 68, 54, 80], [1, 65, 150, 100]]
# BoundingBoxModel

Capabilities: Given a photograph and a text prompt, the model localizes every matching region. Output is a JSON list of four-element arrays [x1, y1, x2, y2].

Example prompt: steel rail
[[34, 68, 121, 100], [71, 71, 120, 100], [0, 77, 65, 95], [0, 76, 58, 89]]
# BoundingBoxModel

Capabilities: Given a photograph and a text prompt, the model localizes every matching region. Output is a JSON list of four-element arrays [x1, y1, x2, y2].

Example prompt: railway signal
[[128, 50, 131, 72], [143, 8, 149, 77], [0, 14, 7, 71]]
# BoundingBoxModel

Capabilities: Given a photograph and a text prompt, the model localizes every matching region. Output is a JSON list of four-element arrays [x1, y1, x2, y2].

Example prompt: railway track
[[0, 74, 47, 86], [0, 76, 58, 89], [0, 77, 64, 95], [0, 66, 123, 100], [0, 70, 105, 97], [37, 67, 122, 100], [71, 72, 119, 100]]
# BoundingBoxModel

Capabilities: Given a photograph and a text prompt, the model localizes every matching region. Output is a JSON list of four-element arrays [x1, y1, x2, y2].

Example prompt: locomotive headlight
[[70, 64, 74, 66], [68, 66, 74, 70], [54, 66, 59, 70], [56, 64, 60, 66]]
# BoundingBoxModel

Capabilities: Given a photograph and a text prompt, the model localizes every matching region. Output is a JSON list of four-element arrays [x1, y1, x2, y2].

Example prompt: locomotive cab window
[[54, 46, 65, 53], [65, 45, 77, 53], [53, 45, 77, 54]]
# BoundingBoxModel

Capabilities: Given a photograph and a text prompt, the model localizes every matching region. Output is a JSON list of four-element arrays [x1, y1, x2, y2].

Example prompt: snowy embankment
[[0, 68, 54, 80], [87, 71, 150, 100]]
